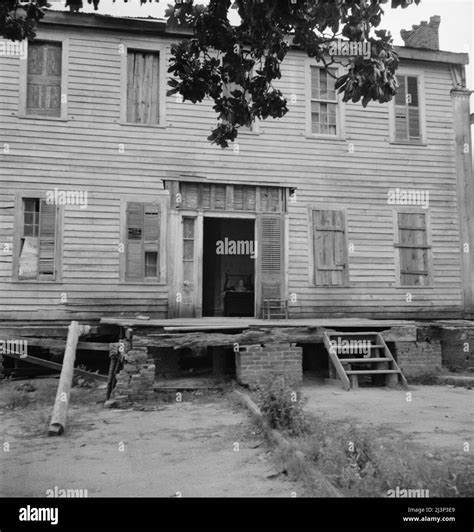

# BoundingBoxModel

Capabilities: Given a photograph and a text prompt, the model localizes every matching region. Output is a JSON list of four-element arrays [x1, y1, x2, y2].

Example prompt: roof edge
[[39, 11, 469, 66]]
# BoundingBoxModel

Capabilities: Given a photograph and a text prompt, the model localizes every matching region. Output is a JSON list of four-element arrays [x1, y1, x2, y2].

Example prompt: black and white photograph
[[0, 0, 473, 529]]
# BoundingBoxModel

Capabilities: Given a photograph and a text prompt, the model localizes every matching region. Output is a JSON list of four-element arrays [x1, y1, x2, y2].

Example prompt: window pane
[[311, 66, 320, 99], [19, 237, 39, 280], [407, 76, 419, 107], [183, 218, 195, 239], [144, 251, 158, 277], [183, 240, 194, 260], [395, 75, 406, 105]]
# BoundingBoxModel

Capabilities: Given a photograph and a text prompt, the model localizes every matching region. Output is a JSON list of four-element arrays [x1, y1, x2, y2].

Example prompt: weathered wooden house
[[0, 11, 473, 388]]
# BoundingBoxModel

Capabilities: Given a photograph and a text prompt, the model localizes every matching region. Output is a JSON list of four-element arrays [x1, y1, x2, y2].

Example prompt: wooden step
[[326, 332, 380, 336], [340, 358, 391, 363], [346, 369, 401, 375]]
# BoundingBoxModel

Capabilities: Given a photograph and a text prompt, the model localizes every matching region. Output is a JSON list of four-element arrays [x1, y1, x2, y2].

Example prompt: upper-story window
[[26, 41, 62, 117], [394, 74, 421, 142], [126, 49, 160, 125], [310, 66, 338, 135]]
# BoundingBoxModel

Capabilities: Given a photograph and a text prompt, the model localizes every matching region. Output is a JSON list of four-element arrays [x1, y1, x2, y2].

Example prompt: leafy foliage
[[255, 374, 308, 436], [1, 0, 421, 147]]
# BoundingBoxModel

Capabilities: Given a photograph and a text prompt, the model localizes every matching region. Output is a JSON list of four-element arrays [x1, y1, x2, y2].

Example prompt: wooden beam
[[132, 324, 417, 350], [49, 322, 90, 436], [11, 338, 110, 351], [2, 351, 107, 381]]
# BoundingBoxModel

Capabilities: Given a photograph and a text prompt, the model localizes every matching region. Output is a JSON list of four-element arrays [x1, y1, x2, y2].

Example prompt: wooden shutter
[[397, 212, 429, 286], [127, 50, 160, 124], [258, 214, 284, 305], [27, 41, 62, 117], [395, 75, 420, 141], [126, 202, 161, 280], [126, 202, 144, 280], [313, 210, 347, 286], [38, 200, 57, 279]]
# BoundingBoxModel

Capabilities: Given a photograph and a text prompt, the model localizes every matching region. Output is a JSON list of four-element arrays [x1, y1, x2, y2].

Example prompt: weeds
[[254, 374, 308, 436], [408, 371, 440, 385], [292, 416, 474, 497]]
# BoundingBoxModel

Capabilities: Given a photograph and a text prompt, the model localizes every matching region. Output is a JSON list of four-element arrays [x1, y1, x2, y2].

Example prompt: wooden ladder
[[322, 331, 408, 391]]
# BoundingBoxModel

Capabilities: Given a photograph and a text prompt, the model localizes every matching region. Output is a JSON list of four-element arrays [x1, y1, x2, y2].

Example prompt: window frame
[[119, 194, 168, 284], [308, 204, 350, 287], [389, 67, 427, 145], [305, 59, 346, 140], [12, 192, 62, 283], [18, 32, 69, 121], [392, 207, 433, 288], [120, 40, 167, 128]]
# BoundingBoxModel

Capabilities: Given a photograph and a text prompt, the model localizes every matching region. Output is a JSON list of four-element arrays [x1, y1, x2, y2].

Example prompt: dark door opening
[[203, 217, 255, 317]]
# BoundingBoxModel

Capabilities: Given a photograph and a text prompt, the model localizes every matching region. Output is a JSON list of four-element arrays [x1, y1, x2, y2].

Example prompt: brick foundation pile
[[112, 347, 155, 402], [236, 343, 303, 387], [395, 340, 442, 377]]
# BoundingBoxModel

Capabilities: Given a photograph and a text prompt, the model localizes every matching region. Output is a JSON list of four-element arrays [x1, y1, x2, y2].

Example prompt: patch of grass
[[255, 374, 308, 436], [0, 389, 32, 410], [408, 371, 440, 385], [290, 416, 473, 497]]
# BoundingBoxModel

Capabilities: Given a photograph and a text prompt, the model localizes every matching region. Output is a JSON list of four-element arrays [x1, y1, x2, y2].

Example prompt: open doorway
[[202, 217, 255, 317]]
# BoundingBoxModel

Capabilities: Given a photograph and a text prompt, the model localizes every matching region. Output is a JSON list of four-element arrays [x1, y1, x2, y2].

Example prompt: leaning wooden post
[[48, 321, 90, 436]]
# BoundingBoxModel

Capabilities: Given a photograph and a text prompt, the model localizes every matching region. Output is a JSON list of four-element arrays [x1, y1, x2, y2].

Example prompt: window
[[126, 50, 160, 125], [395, 212, 430, 286], [17, 198, 58, 281], [394, 75, 421, 142], [310, 66, 338, 135], [312, 209, 348, 286], [126, 202, 161, 281], [182, 217, 195, 284], [26, 41, 62, 117]]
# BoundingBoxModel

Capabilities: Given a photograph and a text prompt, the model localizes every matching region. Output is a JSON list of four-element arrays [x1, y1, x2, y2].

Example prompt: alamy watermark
[[45, 188, 88, 209], [0, 339, 27, 358], [387, 188, 429, 209], [46, 486, 88, 498], [216, 238, 257, 259], [330, 337, 371, 357], [328, 39, 371, 60], [387, 487, 430, 498], [0, 39, 27, 60]]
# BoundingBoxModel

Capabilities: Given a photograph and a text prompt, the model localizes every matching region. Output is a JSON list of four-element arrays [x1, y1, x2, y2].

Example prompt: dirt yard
[[0, 379, 298, 497], [302, 380, 473, 455]]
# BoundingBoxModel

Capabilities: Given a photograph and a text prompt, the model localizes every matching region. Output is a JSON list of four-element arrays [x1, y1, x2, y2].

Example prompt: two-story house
[[0, 11, 472, 323]]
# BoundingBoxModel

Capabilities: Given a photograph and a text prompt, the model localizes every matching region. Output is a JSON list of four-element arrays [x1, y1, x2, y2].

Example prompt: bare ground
[[302, 380, 473, 455], [0, 379, 298, 497]]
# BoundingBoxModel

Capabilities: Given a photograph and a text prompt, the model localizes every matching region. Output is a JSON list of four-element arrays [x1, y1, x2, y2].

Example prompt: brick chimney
[[400, 15, 440, 50]]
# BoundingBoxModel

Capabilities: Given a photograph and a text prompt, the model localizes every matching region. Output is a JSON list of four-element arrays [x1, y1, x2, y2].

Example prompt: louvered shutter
[[313, 210, 347, 286], [38, 200, 57, 280], [395, 75, 420, 141], [258, 214, 284, 306], [126, 202, 144, 280], [27, 42, 62, 117]]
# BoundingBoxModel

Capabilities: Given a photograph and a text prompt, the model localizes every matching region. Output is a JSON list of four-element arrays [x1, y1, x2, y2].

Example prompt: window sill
[[17, 114, 68, 122], [305, 134, 346, 142], [396, 285, 434, 289], [118, 121, 167, 129], [120, 280, 167, 285], [390, 140, 427, 147], [12, 280, 62, 284]]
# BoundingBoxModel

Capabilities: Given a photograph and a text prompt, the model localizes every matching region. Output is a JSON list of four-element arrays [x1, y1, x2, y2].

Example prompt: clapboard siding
[[0, 17, 466, 320]]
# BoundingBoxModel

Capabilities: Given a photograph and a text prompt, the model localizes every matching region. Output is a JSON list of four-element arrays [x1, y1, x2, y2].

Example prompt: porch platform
[[100, 316, 426, 332]]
